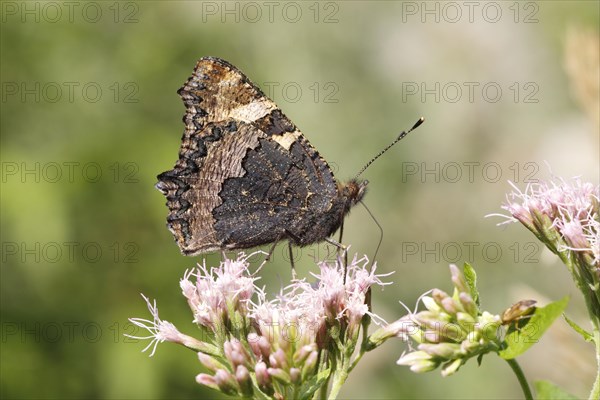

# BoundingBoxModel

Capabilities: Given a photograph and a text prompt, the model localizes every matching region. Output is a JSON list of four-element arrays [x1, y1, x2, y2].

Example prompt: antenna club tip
[[412, 117, 425, 130]]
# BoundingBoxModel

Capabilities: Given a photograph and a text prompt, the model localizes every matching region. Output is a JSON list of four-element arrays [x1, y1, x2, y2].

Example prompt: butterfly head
[[340, 179, 368, 209]]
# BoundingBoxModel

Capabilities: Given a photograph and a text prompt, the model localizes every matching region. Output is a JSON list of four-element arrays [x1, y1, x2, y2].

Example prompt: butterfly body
[[156, 57, 366, 256]]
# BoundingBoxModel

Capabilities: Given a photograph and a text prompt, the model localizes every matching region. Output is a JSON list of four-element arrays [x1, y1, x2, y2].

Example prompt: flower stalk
[[499, 177, 600, 400], [506, 358, 533, 400]]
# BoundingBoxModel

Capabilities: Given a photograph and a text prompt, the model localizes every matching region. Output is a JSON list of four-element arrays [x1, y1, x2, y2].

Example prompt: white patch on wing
[[271, 130, 301, 150], [228, 99, 276, 122]]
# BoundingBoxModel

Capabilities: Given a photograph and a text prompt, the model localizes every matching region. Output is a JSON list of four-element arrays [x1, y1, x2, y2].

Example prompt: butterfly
[[156, 57, 369, 256]]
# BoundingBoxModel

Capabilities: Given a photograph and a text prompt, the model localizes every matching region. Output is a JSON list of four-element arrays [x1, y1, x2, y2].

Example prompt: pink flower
[[313, 255, 392, 326], [497, 177, 599, 266], [126, 294, 206, 356], [180, 253, 260, 330], [130, 252, 394, 398]]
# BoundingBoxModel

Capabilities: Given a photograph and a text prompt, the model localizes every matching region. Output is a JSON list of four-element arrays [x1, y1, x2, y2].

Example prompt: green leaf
[[463, 262, 480, 307], [534, 380, 578, 399], [499, 296, 569, 359], [476, 353, 484, 366], [563, 313, 593, 342], [297, 368, 330, 400]]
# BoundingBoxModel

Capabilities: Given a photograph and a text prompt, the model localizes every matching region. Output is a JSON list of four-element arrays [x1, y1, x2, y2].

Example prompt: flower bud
[[478, 311, 502, 340], [301, 351, 319, 381], [449, 264, 468, 294], [409, 359, 440, 373], [278, 329, 293, 353], [224, 340, 250, 369], [458, 293, 477, 317], [235, 365, 253, 397], [196, 373, 219, 391], [214, 369, 238, 396], [177, 332, 213, 353], [367, 316, 418, 348], [293, 344, 315, 365], [440, 297, 460, 315], [530, 204, 552, 232], [421, 296, 442, 313], [255, 362, 273, 395], [441, 359, 463, 377], [248, 333, 272, 361], [267, 367, 291, 384], [290, 367, 301, 384], [456, 312, 476, 325], [269, 348, 288, 370], [431, 289, 450, 306], [510, 203, 534, 229], [247, 333, 262, 358], [562, 220, 590, 249], [418, 343, 461, 359], [460, 331, 481, 353], [396, 350, 433, 366], [197, 352, 228, 372], [422, 329, 441, 344], [438, 322, 466, 342], [415, 312, 449, 330]]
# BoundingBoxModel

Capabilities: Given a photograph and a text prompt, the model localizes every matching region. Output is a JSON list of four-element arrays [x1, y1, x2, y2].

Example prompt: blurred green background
[[1, 1, 599, 399]]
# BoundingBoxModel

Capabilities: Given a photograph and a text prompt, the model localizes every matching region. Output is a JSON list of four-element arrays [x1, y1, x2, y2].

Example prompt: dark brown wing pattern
[[156, 57, 343, 255]]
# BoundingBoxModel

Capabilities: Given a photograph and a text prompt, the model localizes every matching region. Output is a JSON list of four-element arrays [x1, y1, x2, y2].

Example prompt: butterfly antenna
[[359, 200, 384, 264], [355, 117, 424, 179]]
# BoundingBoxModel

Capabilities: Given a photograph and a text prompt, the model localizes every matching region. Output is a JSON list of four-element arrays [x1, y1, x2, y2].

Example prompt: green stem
[[327, 364, 349, 400], [328, 342, 353, 399], [589, 327, 600, 400], [316, 350, 332, 400], [506, 358, 533, 400], [348, 349, 365, 373], [318, 381, 328, 400]]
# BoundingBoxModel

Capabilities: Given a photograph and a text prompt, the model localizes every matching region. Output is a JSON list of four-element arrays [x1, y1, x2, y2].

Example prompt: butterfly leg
[[284, 230, 302, 279], [264, 241, 279, 263], [288, 242, 297, 280], [325, 237, 349, 282], [337, 219, 373, 319], [338, 219, 348, 269]]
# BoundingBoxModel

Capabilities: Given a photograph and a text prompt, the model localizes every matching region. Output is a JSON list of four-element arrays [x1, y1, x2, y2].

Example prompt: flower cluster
[[501, 178, 599, 267], [497, 176, 600, 400], [128, 253, 391, 399], [500, 177, 600, 325], [389, 265, 502, 376]]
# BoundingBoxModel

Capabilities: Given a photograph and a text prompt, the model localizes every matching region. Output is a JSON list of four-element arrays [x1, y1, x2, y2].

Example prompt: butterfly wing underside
[[156, 57, 338, 255]]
